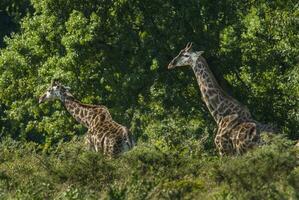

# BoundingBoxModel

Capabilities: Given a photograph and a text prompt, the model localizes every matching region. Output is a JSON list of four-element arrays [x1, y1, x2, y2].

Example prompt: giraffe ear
[[64, 86, 71, 91], [195, 51, 204, 56], [51, 79, 61, 86]]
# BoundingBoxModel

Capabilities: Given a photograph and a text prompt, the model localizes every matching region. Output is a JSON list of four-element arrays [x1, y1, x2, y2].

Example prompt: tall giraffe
[[39, 80, 134, 156], [168, 42, 275, 155]]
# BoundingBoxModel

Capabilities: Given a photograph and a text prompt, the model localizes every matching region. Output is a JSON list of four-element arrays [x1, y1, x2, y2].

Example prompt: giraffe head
[[168, 42, 204, 69], [38, 79, 71, 103]]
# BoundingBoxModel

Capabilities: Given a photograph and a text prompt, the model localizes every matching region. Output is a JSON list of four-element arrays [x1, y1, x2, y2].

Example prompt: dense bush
[[0, 136, 298, 199]]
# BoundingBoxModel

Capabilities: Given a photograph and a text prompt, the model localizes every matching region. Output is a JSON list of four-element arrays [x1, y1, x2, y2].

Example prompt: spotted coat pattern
[[168, 43, 275, 155], [39, 81, 134, 157]]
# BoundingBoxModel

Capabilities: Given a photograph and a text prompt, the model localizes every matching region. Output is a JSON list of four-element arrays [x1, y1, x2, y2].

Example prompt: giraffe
[[168, 42, 275, 155], [38, 79, 134, 157]]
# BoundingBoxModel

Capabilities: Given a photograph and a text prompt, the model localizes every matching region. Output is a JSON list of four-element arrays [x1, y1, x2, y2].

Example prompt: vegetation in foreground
[[0, 0, 298, 199], [0, 136, 298, 199]]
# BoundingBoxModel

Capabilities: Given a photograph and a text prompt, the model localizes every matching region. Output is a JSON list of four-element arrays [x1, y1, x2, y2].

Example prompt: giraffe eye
[[183, 54, 189, 58]]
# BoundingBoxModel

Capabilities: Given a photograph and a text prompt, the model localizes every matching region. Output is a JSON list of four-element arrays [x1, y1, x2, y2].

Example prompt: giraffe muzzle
[[168, 62, 175, 69]]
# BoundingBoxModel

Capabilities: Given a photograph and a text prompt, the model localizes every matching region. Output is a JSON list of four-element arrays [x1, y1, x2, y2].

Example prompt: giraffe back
[[86, 107, 135, 156]]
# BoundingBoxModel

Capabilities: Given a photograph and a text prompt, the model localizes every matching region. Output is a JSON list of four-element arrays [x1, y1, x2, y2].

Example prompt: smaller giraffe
[[39, 79, 134, 156]]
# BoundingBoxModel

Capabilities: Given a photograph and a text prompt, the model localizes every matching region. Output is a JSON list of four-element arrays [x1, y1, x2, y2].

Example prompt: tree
[[0, 0, 297, 151]]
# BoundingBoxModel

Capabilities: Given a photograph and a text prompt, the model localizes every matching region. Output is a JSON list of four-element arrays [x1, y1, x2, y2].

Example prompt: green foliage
[[0, 1, 298, 199], [211, 137, 298, 199], [0, 0, 298, 149], [0, 0, 32, 47], [0, 136, 298, 199]]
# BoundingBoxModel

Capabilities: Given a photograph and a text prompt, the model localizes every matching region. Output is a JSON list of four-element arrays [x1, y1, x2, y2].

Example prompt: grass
[[0, 136, 298, 200]]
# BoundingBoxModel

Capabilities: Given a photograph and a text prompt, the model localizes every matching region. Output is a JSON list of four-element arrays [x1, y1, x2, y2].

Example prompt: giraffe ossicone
[[39, 80, 135, 157], [168, 42, 276, 156]]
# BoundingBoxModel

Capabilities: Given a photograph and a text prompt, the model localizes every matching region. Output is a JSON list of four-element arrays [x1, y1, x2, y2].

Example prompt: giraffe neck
[[62, 96, 93, 128], [191, 57, 251, 124]]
